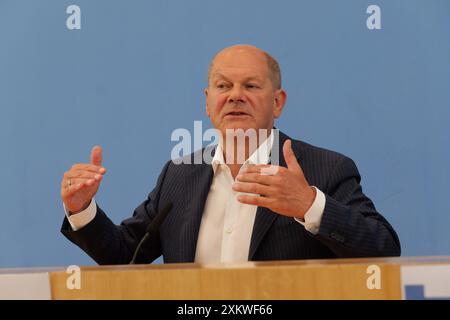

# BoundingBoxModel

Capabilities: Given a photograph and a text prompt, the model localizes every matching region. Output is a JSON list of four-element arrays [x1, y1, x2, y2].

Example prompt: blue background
[[0, 0, 449, 267]]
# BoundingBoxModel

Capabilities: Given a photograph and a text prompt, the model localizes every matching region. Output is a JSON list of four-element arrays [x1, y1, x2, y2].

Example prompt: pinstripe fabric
[[61, 131, 401, 265]]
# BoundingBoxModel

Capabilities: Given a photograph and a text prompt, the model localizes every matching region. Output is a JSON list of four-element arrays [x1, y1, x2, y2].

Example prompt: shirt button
[[225, 228, 233, 234]]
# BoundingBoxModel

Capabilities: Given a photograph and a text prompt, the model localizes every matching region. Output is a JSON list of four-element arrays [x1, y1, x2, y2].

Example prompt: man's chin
[[222, 124, 256, 133]]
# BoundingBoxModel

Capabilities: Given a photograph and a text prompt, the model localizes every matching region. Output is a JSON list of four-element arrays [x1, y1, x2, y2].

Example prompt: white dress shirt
[[65, 132, 326, 263]]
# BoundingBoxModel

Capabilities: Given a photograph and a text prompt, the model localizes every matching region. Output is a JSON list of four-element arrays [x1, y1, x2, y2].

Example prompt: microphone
[[130, 202, 173, 264]]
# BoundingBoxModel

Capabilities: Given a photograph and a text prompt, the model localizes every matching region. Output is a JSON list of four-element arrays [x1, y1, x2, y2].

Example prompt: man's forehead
[[210, 56, 269, 79], [211, 69, 265, 81], [207, 45, 274, 84]]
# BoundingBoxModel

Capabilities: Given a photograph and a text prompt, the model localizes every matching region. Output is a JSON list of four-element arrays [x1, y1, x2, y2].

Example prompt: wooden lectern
[[2, 256, 450, 299]]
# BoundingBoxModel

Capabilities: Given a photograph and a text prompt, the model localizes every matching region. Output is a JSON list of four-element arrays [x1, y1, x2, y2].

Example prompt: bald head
[[208, 45, 282, 90]]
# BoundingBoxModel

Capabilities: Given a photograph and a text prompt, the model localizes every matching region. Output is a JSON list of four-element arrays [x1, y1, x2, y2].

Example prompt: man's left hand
[[232, 139, 316, 220]]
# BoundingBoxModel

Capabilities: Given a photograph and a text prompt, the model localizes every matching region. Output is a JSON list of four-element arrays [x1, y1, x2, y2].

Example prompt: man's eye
[[216, 83, 230, 89], [246, 84, 259, 89]]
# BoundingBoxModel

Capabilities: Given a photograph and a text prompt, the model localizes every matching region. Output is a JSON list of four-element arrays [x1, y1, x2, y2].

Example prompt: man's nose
[[227, 85, 246, 104]]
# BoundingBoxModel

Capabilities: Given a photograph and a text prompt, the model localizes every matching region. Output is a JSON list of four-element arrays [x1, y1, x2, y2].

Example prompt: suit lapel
[[179, 150, 214, 262], [249, 130, 291, 260]]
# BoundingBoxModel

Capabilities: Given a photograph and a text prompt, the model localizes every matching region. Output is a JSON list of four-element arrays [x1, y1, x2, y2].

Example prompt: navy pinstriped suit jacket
[[61, 131, 401, 264]]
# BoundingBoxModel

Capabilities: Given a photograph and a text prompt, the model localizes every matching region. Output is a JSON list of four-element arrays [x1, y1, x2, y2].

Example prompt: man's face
[[205, 47, 286, 137]]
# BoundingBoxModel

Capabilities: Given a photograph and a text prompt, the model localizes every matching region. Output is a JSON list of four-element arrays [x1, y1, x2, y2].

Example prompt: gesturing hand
[[232, 139, 316, 220], [61, 146, 107, 215]]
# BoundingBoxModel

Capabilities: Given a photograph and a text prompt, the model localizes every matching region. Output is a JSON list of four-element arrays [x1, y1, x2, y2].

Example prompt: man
[[61, 45, 400, 265]]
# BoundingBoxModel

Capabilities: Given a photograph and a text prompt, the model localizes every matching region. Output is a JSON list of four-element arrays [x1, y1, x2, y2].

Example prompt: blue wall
[[1, 0, 449, 267]]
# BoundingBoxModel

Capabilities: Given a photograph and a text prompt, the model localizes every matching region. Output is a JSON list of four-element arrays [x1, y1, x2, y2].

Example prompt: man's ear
[[204, 88, 210, 117], [273, 89, 287, 119]]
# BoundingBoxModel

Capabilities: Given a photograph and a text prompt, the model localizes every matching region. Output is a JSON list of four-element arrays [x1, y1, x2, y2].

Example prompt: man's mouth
[[225, 111, 249, 117]]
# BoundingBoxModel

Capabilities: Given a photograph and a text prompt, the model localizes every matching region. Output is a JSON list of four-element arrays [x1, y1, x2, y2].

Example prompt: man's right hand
[[61, 145, 107, 215]]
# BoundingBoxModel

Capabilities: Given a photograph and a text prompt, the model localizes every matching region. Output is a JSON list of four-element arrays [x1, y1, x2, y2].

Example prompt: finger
[[62, 177, 98, 189], [232, 182, 273, 196], [61, 182, 85, 198], [90, 145, 103, 166], [64, 171, 104, 181], [237, 194, 274, 207], [242, 164, 276, 174], [242, 165, 281, 177], [283, 140, 301, 173], [71, 163, 106, 174], [235, 173, 274, 186]]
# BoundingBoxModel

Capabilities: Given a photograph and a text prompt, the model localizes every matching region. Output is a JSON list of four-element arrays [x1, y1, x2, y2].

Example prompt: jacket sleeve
[[313, 156, 401, 258], [61, 161, 171, 265]]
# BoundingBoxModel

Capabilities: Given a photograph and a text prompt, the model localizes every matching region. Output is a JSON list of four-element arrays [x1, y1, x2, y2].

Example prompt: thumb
[[283, 140, 301, 172], [90, 145, 103, 166]]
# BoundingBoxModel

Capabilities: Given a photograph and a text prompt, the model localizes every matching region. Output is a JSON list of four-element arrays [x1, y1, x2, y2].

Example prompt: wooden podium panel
[[3, 256, 450, 299], [49, 257, 409, 300]]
